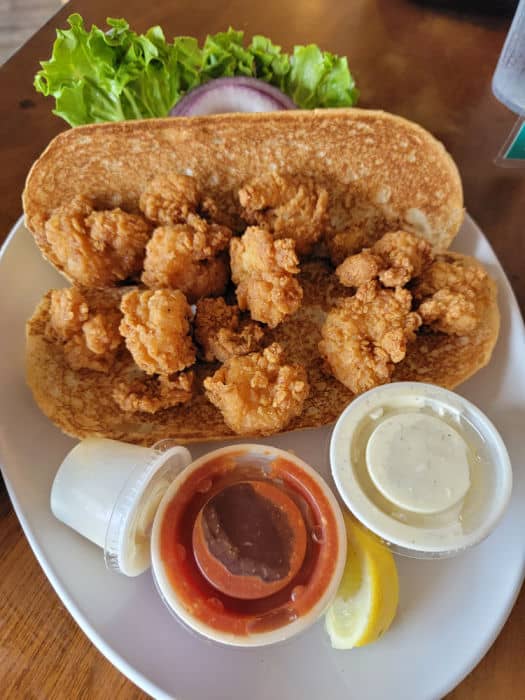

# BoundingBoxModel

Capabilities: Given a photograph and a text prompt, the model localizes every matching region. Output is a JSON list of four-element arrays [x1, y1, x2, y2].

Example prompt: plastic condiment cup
[[51, 438, 192, 576], [151, 444, 347, 647], [330, 383, 512, 559]]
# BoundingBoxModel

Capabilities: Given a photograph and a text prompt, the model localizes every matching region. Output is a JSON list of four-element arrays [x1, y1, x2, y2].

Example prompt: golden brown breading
[[140, 172, 240, 231], [113, 365, 194, 414], [46, 287, 122, 372], [336, 250, 382, 288], [326, 226, 372, 266], [194, 297, 264, 363], [203, 343, 309, 436], [413, 256, 490, 335], [119, 289, 195, 375], [44, 196, 151, 287], [82, 314, 122, 357], [418, 290, 479, 335], [200, 195, 243, 232], [238, 174, 328, 256], [319, 281, 421, 394], [139, 173, 200, 225], [48, 286, 89, 338], [230, 226, 303, 328], [373, 231, 433, 286], [141, 214, 231, 302], [336, 230, 433, 288]]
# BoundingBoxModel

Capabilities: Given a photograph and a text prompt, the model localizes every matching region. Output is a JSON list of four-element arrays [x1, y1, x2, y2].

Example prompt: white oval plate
[[1, 215, 524, 700]]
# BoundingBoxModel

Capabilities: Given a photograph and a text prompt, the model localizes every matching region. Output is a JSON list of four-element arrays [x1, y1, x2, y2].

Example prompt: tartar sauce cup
[[51, 438, 192, 576], [330, 383, 512, 559], [151, 444, 347, 647]]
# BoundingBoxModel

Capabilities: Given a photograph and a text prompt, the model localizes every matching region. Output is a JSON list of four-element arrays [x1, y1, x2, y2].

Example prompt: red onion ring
[[170, 76, 296, 116]]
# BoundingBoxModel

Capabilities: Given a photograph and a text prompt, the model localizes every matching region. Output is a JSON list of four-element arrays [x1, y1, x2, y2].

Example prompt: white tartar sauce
[[366, 412, 471, 515], [330, 382, 512, 557]]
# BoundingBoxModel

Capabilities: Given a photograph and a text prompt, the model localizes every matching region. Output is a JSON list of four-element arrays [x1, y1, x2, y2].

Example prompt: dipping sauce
[[366, 412, 471, 515], [151, 445, 346, 646], [192, 480, 307, 599], [330, 383, 512, 558]]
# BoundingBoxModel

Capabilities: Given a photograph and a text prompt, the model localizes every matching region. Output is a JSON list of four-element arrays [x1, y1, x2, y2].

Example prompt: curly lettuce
[[35, 14, 359, 126]]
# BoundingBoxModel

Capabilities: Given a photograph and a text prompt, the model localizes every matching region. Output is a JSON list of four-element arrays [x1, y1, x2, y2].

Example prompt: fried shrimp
[[239, 173, 328, 256], [204, 343, 309, 436], [413, 255, 490, 335], [326, 226, 373, 267], [113, 364, 194, 414], [319, 281, 421, 394], [194, 297, 264, 362], [139, 173, 200, 225], [48, 286, 89, 337], [140, 172, 240, 230], [44, 196, 151, 287], [46, 287, 122, 372], [119, 289, 196, 375], [141, 214, 231, 302], [336, 230, 433, 288], [230, 226, 302, 328]]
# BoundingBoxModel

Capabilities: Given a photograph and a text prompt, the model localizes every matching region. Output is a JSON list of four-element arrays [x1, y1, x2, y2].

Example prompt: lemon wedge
[[325, 513, 399, 649]]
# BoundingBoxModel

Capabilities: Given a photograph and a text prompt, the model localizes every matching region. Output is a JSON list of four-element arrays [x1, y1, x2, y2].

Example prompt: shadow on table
[[409, 0, 518, 20]]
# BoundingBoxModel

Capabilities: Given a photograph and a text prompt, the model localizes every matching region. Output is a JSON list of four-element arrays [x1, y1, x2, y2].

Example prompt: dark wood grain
[[1, 1, 524, 698]]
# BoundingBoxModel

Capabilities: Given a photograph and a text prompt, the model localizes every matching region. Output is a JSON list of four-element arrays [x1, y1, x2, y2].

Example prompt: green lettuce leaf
[[200, 28, 254, 80], [286, 45, 359, 109], [34, 14, 201, 125], [200, 29, 290, 89], [248, 35, 290, 90], [35, 14, 358, 126]]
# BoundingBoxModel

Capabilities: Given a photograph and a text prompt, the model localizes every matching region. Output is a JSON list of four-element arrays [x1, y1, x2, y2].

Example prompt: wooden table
[[1, 0, 524, 697]]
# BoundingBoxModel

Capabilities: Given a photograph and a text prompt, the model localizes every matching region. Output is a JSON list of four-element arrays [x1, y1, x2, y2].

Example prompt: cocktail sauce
[[159, 451, 339, 635]]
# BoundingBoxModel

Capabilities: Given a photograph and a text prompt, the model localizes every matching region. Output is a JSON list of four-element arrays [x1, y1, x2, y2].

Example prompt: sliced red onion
[[170, 76, 296, 116]]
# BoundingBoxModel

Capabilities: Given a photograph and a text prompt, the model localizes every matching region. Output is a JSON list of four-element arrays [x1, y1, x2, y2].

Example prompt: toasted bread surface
[[23, 109, 463, 274], [26, 254, 498, 446]]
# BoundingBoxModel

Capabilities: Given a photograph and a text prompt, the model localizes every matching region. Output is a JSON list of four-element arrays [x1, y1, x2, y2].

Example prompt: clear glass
[[492, 0, 525, 115]]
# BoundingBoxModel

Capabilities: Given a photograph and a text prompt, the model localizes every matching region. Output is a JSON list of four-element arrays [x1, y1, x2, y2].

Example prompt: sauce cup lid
[[105, 440, 192, 576]]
